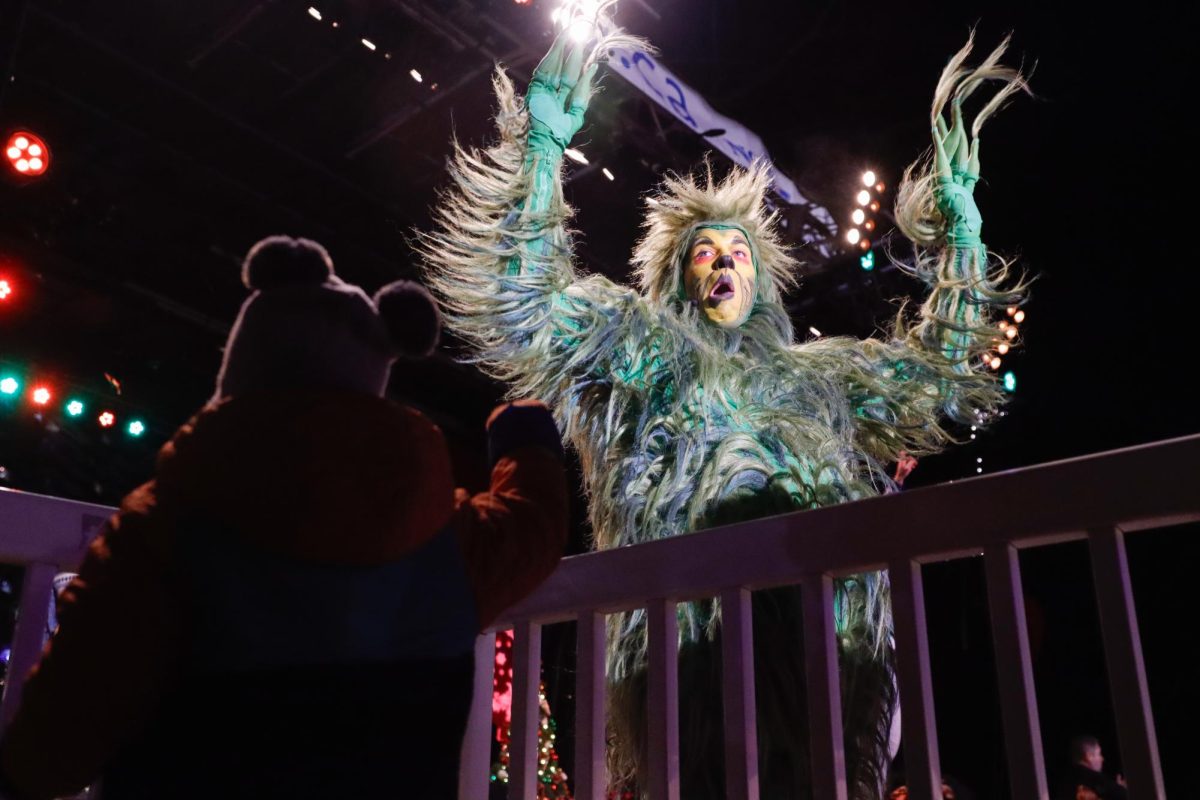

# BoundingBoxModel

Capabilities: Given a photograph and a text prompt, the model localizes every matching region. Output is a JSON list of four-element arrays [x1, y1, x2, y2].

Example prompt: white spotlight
[[568, 15, 592, 42]]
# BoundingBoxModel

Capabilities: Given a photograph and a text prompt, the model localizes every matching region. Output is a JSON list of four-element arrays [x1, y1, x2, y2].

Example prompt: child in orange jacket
[[0, 236, 567, 799]]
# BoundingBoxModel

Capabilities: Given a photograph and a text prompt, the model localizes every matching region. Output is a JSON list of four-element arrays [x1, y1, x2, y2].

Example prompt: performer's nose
[[714, 254, 735, 271]]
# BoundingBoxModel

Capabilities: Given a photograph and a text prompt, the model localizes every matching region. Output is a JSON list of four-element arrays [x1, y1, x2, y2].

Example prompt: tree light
[[989, 356, 1002, 369], [1002, 371, 1017, 392], [1014, 310, 1025, 323], [997, 343, 1009, 355], [860, 251, 875, 271], [98, 411, 115, 428], [127, 419, 146, 437], [66, 399, 84, 417], [1005, 327, 1018, 340]]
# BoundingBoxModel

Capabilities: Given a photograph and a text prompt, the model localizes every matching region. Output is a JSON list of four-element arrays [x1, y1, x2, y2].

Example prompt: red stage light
[[5, 131, 50, 177]]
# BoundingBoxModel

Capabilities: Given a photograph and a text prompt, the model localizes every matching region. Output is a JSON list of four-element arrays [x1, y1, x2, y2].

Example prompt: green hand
[[526, 31, 599, 160], [932, 99, 983, 248]]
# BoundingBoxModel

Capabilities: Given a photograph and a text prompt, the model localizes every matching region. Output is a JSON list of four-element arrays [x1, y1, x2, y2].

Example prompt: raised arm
[[807, 36, 1030, 467], [421, 28, 647, 407]]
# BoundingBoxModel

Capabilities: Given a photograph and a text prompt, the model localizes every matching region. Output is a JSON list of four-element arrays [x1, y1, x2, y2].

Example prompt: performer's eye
[[733, 249, 750, 260], [693, 249, 714, 262]]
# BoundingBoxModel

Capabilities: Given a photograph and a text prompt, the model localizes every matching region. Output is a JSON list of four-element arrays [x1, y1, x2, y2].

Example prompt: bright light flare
[[32, 386, 51, 405], [1002, 371, 1017, 392], [851, 209, 865, 225], [361, 38, 376, 51], [409, 69, 422, 82], [808, 326, 822, 337], [568, 15, 593, 42], [0, 377, 18, 395], [997, 343, 1010, 355], [856, 190, 870, 206], [98, 411, 115, 428], [564, 147, 588, 164], [1005, 327, 1018, 340], [846, 228, 861, 245], [0, 279, 11, 300], [602, 167, 614, 181], [862, 171, 876, 187], [989, 356, 1002, 369], [127, 419, 146, 437], [66, 399, 84, 417], [307, 6, 322, 20], [1014, 310, 1025, 323]]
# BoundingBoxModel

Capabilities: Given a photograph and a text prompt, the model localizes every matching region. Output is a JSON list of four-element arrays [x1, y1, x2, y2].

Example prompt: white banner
[[608, 47, 834, 236]]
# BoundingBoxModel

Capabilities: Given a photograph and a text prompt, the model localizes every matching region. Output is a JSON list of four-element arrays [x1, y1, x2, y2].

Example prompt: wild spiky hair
[[631, 160, 800, 307]]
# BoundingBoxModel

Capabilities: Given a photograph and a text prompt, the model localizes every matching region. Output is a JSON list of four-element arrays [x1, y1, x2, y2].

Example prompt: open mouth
[[707, 272, 736, 304]]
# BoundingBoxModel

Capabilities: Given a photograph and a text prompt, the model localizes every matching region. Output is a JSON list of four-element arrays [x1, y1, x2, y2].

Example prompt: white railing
[[0, 487, 112, 726], [462, 434, 1200, 800], [1, 435, 1195, 800]]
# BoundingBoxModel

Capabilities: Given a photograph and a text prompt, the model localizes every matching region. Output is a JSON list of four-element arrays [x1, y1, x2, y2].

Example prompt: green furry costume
[[423, 26, 1027, 799]]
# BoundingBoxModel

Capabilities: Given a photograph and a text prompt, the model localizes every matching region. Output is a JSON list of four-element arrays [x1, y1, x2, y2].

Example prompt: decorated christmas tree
[[490, 629, 573, 798]]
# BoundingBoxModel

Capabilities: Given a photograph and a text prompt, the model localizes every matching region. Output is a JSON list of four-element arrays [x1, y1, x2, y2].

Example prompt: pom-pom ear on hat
[[242, 235, 334, 290], [374, 280, 441, 359]]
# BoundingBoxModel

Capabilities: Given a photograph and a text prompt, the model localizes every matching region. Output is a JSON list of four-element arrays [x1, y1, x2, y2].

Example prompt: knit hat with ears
[[213, 235, 440, 401]]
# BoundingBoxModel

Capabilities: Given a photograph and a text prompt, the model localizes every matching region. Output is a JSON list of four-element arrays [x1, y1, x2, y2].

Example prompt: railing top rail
[[494, 433, 1200, 629], [0, 486, 115, 567]]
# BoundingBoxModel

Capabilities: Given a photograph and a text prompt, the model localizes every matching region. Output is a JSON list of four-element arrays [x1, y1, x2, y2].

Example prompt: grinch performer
[[423, 23, 1027, 799]]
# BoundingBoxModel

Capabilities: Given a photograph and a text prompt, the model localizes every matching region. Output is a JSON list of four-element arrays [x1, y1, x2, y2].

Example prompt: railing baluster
[[802, 574, 848, 800], [1088, 526, 1165, 798], [510, 621, 543, 799], [720, 587, 759, 800], [0, 561, 57, 729], [647, 598, 680, 800], [889, 559, 941, 800], [458, 633, 497, 800], [576, 611, 607, 800], [983, 544, 1048, 799]]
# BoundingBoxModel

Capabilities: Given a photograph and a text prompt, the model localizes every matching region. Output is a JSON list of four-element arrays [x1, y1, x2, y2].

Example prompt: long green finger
[[951, 101, 969, 172], [967, 137, 981, 181], [558, 39, 586, 98], [932, 125, 952, 179], [533, 32, 569, 89], [567, 63, 599, 126]]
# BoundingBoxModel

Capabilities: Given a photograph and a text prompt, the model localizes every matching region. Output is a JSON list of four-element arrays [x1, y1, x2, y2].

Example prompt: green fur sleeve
[[420, 68, 639, 413]]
